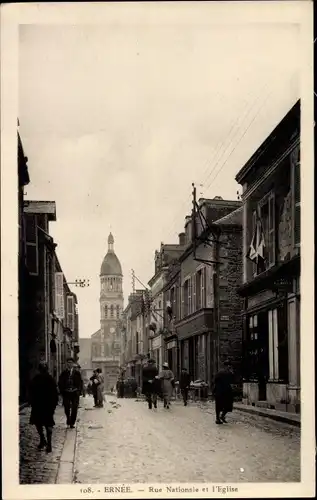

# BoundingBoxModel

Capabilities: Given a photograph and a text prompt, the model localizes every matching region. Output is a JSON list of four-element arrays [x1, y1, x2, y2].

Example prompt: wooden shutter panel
[[55, 272, 64, 319], [193, 274, 196, 313], [67, 295, 74, 330]]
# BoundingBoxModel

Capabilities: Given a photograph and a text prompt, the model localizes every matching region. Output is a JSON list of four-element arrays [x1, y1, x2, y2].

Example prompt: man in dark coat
[[29, 361, 58, 453], [58, 357, 83, 428], [142, 359, 159, 409], [117, 378, 125, 398], [213, 361, 234, 424], [90, 370, 98, 406], [179, 367, 191, 406]]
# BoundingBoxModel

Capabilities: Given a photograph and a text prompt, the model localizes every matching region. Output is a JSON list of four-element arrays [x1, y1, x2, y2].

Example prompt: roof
[[91, 329, 101, 339], [235, 100, 300, 184], [24, 200, 56, 221], [100, 251, 122, 276], [100, 232, 122, 276], [213, 206, 243, 226]]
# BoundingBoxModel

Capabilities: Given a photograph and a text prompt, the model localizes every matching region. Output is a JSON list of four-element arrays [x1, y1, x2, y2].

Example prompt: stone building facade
[[91, 233, 123, 391], [175, 197, 243, 388], [235, 100, 300, 413], [20, 198, 79, 401], [148, 242, 186, 372]]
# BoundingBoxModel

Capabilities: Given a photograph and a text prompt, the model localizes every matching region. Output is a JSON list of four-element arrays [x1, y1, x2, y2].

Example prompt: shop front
[[175, 308, 213, 386], [241, 261, 300, 413]]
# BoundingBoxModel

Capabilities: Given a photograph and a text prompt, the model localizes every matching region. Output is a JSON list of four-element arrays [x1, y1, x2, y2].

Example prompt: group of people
[[28, 355, 234, 454], [142, 358, 234, 424], [142, 360, 175, 409], [88, 368, 105, 407], [28, 357, 84, 453]]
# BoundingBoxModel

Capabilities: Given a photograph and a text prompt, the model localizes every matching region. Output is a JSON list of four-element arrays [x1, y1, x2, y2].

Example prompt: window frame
[[253, 190, 276, 277]]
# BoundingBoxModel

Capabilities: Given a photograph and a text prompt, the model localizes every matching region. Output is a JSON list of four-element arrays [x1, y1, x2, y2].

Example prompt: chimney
[[178, 232, 186, 246]]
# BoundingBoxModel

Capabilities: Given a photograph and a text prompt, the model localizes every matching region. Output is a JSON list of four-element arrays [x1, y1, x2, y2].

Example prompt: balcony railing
[[175, 308, 214, 340]]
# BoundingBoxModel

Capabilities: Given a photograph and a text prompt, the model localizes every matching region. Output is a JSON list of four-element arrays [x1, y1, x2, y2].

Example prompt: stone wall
[[218, 227, 243, 382]]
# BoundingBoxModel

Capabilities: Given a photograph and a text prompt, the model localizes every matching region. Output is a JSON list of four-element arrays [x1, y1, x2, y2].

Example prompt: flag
[[247, 212, 265, 263]]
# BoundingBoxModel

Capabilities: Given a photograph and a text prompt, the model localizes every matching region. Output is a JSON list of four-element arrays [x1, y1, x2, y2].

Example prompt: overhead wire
[[164, 78, 272, 240]]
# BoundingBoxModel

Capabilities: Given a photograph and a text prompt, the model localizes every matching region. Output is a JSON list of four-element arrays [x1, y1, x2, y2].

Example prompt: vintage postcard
[[1, 1, 314, 499]]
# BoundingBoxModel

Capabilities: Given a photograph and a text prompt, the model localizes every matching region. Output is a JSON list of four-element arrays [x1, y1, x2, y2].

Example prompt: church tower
[[99, 232, 123, 390]]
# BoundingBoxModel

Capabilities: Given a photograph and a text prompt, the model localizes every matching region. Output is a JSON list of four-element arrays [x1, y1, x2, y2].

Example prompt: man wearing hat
[[58, 357, 83, 428], [142, 358, 159, 409]]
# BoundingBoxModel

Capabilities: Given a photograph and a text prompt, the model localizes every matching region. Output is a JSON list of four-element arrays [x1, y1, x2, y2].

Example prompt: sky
[[18, 11, 300, 338]]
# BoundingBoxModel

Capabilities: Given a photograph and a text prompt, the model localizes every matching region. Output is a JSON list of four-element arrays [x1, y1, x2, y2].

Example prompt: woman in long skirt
[[96, 369, 105, 407], [158, 362, 174, 409], [29, 362, 59, 453]]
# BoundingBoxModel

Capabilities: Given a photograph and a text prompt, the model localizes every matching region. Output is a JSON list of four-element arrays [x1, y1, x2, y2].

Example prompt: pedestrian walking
[[95, 368, 105, 407], [29, 361, 58, 453], [179, 367, 191, 406], [213, 361, 234, 424], [142, 359, 160, 409], [116, 377, 125, 398], [90, 370, 98, 406], [158, 362, 174, 409], [58, 357, 83, 428]]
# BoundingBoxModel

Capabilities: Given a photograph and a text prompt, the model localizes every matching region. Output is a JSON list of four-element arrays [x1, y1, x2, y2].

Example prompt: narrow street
[[20, 395, 300, 484]]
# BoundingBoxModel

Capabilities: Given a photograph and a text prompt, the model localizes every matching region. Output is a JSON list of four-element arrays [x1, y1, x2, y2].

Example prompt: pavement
[[19, 395, 300, 484], [19, 403, 68, 484]]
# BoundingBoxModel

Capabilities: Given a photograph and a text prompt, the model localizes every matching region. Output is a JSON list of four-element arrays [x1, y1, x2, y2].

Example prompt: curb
[[234, 404, 300, 427]]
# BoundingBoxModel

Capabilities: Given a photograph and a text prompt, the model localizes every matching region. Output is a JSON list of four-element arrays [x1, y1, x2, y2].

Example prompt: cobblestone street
[[73, 396, 300, 484], [19, 395, 300, 484]]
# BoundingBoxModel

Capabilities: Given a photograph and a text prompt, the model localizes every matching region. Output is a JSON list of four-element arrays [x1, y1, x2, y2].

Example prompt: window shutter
[[25, 214, 38, 275], [268, 193, 275, 266], [55, 272, 64, 319], [201, 268, 206, 308], [188, 278, 192, 315], [193, 275, 196, 313], [67, 295, 74, 330], [252, 211, 257, 275], [181, 284, 184, 318], [294, 161, 300, 245]]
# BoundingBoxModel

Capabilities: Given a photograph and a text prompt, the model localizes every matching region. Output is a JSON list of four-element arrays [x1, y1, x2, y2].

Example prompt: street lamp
[[67, 278, 90, 288]]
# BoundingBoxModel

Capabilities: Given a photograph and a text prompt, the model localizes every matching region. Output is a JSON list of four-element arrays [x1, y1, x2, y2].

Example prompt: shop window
[[268, 305, 288, 382]]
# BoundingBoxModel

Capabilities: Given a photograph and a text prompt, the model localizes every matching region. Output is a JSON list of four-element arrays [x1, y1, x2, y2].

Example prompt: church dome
[[100, 233, 122, 276]]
